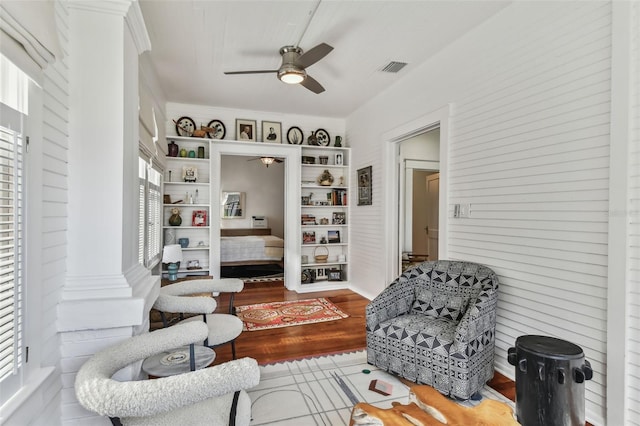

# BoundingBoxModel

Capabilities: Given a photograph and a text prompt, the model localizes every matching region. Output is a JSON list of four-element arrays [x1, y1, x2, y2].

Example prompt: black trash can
[[507, 335, 592, 426]]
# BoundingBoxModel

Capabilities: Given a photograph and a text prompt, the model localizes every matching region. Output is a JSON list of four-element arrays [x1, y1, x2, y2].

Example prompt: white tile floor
[[248, 350, 513, 425]]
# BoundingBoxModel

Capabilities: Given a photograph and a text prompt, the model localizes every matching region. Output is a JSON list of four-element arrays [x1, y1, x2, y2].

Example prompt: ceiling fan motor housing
[[278, 46, 307, 83]]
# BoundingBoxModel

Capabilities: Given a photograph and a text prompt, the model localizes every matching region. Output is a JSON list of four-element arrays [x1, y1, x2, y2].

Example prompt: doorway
[[399, 127, 440, 271], [382, 106, 449, 284]]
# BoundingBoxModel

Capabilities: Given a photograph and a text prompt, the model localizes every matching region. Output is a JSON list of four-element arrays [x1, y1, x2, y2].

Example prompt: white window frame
[[138, 150, 162, 269], [0, 54, 49, 414]]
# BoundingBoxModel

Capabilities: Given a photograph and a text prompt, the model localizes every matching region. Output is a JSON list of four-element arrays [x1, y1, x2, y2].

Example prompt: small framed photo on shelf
[[332, 212, 346, 225], [262, 121, 282, 143], [316, 268, 327, 280], [335, 153, 343, 165], [302, 231, 316, 244], [236, 119, 257, 141], [182, 166, 197, 182], [328, 268, 342, 281], [328, 230, 341, 244], [192, 210, 207, 226]]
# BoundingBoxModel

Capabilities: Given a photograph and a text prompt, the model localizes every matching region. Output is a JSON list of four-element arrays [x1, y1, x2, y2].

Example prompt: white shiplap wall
[[36, 0, 69, 421], [346, 2, 616, 424], [447, 3, 611, 419], [627, 1, 640, 424]]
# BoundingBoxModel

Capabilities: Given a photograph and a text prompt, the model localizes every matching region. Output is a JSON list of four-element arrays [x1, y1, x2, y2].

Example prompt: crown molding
[[66, 0, 150, 53]]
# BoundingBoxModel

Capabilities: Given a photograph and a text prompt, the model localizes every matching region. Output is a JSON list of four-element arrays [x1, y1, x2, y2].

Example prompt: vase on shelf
[[317, 169, 334, 186], [168, 207, 182, 226], [168, 141, 179, 157]]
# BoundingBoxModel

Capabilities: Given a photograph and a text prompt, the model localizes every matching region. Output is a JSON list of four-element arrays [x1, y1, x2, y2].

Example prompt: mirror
[[221, 191, 245, 218]]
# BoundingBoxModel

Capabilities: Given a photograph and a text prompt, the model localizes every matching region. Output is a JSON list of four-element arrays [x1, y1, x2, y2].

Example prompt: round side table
[[142, 345, 215, 377]]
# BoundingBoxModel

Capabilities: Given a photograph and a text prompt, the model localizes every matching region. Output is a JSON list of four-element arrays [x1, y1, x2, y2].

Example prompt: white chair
[[75, 321, 260, 426], [153, 278, 245, 358]]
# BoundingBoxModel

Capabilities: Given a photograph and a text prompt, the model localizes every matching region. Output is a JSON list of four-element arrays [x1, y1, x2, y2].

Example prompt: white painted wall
[[346, 2, 637, 424], [625, 2, 640, 424], [220, 155, 285, 237]]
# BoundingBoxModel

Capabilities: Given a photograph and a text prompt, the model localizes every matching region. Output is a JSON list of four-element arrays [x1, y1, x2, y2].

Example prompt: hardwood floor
[[212, 280, 515, 402], [210, 280, 593, 426]]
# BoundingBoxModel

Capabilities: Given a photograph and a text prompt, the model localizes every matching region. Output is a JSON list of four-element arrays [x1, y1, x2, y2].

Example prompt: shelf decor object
[[287, 126, 303, 144], [168, 207, 182, 226], [174, 116, 196, 137], [236, 119, 257, 141], [162, 244, 183, 281], [206, 119, 225, 139], [262, 121, 282, 143]]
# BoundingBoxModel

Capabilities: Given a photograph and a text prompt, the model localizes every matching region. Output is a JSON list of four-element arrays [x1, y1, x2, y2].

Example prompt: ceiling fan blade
[[295, 43, 333, 69], [224, 70, 278, 75], [300, 75, 325, 94]]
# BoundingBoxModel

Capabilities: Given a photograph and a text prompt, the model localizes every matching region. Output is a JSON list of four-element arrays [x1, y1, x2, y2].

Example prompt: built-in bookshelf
[[300, 145, 350, 288]]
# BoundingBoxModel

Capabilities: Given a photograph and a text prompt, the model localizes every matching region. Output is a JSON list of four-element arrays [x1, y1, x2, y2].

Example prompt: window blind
[[0, 125, 23, 382]]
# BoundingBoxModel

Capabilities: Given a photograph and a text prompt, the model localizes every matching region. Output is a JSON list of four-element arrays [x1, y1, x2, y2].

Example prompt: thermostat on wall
[[252, 216, 268, 228]]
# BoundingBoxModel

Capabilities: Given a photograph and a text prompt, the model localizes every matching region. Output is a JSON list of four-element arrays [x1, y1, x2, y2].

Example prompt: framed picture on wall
[[236, 119, 257, 141], [262, 121, 282, 143], [357, 166, 372, 205]]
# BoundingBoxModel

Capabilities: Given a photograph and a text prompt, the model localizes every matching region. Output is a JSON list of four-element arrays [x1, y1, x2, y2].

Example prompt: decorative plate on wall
[[315, 128, 330, 146], [206, 119, 226, 139], [175, 116, 196, 137], [287, 126, 304, 144]]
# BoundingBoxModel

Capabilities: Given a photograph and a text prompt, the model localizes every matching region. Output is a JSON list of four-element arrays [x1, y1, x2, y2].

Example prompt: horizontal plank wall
[[37, 0, 69, 421], [346, 2, 618, 424], [447, 2, 611, 421], [627, 1, 640, 424]]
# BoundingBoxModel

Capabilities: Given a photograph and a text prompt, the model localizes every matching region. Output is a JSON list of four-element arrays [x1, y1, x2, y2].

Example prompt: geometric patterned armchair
[[366, 260, 499, 400]]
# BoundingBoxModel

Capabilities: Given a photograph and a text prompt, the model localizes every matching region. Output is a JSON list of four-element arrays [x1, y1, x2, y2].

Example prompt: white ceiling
[[139, 0, 510, 118]]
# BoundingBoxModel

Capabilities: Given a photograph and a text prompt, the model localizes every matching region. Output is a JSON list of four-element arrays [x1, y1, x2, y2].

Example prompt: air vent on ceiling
[[380, 61, 408, 73]]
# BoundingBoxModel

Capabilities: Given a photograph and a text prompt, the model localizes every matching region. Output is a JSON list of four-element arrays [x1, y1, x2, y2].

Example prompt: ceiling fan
[[224, 43, 333, 94], [247, 156, 284, 167]]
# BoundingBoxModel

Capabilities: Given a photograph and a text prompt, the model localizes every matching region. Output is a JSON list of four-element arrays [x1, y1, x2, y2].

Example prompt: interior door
[[426, 173, 439, 260]]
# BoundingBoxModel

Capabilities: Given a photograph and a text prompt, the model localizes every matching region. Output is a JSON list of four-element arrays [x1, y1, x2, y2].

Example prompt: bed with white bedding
[[220, 228, 284, 266]]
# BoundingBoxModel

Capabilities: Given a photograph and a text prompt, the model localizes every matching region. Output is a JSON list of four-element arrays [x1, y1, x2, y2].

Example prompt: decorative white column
[[58, 1, 157, 423]]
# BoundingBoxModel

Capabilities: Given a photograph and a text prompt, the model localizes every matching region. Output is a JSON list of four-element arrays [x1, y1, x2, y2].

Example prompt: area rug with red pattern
[[235, 298, 349, 331]]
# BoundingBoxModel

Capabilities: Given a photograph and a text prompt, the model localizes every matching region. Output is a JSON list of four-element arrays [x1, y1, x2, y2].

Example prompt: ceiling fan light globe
[[261, 157, 275, 166], [278, 66, 306, 84]]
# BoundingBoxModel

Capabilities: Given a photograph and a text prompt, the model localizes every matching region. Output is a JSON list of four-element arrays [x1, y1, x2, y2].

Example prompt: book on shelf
[[301, 214, 317, 225], [328, 189, 347, 206]]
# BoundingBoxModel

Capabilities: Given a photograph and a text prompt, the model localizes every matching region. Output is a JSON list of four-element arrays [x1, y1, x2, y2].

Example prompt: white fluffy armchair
[[75, 321, 260, 426], [153, 278, 245, 359]]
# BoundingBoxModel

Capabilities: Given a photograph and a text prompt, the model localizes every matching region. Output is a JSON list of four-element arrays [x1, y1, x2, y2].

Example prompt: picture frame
[[302, 231, 316, 244], [236, 119, 257, 141], [287, 126, 304, 144], [335, 153, 343, 166], [262, 121, 282, 143], [328, 268, 342, 281], [182, 165, 197, 182], [328, 230, 341, 244], [192, 210, 207, 226], [221, 191, 245, 218], [316, 267, 327, 280], [332, 212, 346, 225], [357, 166, 372, 206]]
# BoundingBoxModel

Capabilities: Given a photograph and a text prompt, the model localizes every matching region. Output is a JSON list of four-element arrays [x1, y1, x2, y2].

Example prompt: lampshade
[[162, 244, 183, 263], [260, 157, 275, 166]]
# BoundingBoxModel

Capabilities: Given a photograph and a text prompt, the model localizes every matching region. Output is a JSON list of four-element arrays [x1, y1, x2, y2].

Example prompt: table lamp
[[162, 244, 183, 281]]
